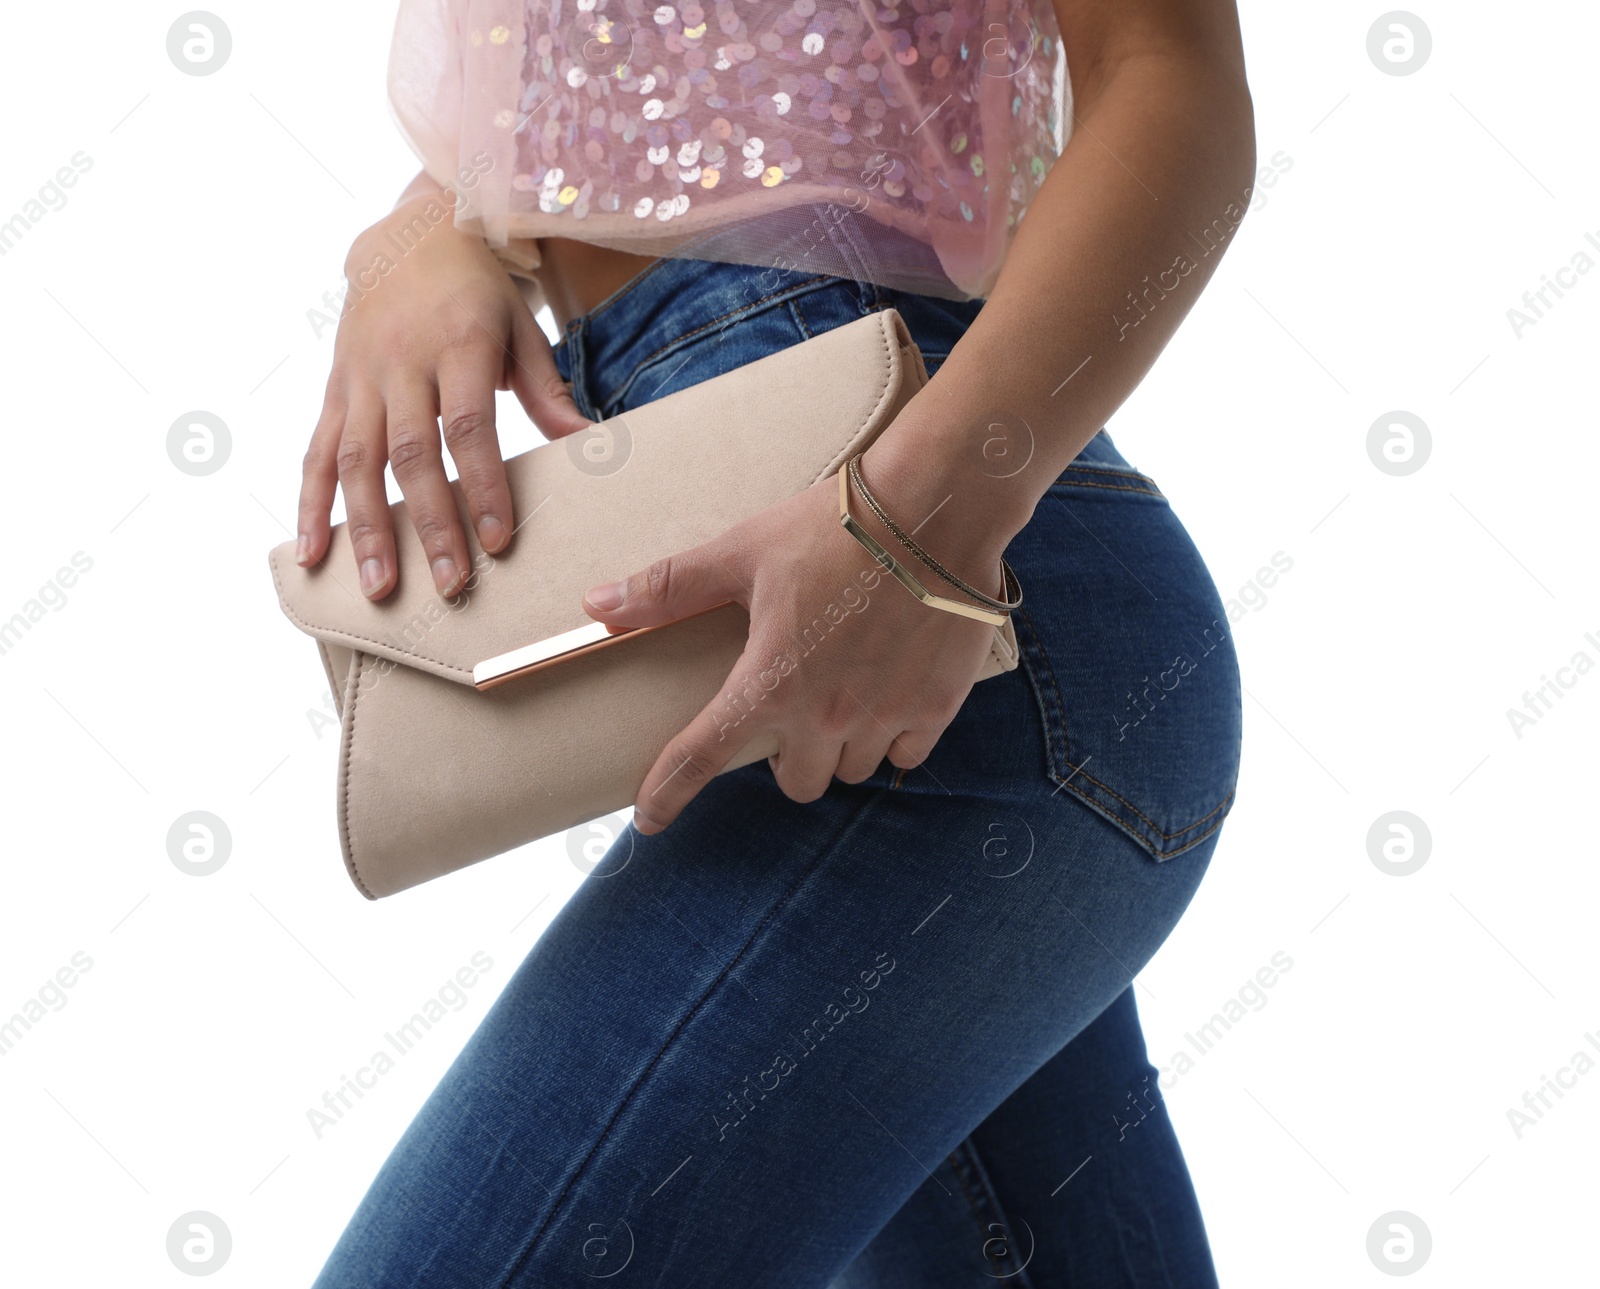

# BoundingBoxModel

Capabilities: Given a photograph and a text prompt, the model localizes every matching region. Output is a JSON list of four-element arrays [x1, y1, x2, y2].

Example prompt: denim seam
[[1026, 611, 1234, 842], [598, 275, 836, 410], [948, 1137, 1038, 1288], [1059, 463, 1160, 485], [1013, 607, 1235, 860], [1050, 477, 1165, 498], [493, 786, 894, 1289], [789, 297, 814, 340]]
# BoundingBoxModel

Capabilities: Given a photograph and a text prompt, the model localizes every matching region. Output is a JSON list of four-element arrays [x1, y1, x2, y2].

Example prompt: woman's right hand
[[297, 186, 591, 600]]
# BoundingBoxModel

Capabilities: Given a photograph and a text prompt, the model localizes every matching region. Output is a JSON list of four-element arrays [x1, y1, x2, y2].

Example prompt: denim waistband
[[550, 249, 1140, 477]]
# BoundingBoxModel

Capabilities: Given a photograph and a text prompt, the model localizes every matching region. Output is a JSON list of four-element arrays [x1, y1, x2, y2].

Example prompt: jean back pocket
[[1010, 457, 1243, 860]]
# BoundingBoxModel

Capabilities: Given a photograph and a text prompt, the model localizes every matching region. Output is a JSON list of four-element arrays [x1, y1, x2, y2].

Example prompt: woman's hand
[[297, 186, 591, 600], [581, 467, 1007, 833]]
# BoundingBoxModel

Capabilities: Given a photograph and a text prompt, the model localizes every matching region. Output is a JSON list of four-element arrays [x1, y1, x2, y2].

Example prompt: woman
[[302, 0, 1253, 1283]]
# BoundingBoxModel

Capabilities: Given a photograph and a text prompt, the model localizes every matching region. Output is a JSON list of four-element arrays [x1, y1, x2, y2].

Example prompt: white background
[[1, 1, 1595, 1284]]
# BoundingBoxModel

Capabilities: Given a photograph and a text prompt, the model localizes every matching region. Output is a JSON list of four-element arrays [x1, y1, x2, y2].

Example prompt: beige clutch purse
[[267, 309, 1020, 899]]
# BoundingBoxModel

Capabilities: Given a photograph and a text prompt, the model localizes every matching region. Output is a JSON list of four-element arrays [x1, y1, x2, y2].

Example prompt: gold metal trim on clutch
[[837, 466, 1013, 627], [472, 602, 734, 691]]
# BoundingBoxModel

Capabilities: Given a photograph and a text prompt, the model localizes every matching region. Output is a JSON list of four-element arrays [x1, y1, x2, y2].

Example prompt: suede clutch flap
[[268, 309, 1019, 899]]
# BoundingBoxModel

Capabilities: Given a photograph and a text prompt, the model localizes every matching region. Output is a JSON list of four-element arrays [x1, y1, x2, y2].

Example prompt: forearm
[[862, 52, 1256, 574]]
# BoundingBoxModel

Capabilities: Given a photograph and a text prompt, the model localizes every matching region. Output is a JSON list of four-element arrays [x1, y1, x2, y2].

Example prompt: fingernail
[[295, 534, 313, 566], [433, 556, 462, 596], [586, 581, 624, 612], [632, 809, 664, 835], [477, 515, 506, 551], [360, 559, 387, 598]]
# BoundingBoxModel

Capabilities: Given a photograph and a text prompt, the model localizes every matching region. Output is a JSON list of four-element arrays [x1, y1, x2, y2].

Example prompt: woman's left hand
[[581, 468, 1005, 833]]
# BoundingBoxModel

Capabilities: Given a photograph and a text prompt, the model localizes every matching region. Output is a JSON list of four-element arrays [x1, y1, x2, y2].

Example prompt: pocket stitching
[[1016, 606, 1236, 860]]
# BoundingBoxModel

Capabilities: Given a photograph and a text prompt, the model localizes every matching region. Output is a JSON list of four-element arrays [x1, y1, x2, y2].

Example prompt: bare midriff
[[534, 238, 662, 333]]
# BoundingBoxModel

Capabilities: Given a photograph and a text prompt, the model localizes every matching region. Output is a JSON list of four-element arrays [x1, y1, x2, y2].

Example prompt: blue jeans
[[312, 248, 1243, 1288]]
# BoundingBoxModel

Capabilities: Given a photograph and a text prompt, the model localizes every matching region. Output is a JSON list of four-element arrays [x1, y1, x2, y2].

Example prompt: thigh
[[312, 707, 1220, 1289], [829, 987, 1219, 1289]]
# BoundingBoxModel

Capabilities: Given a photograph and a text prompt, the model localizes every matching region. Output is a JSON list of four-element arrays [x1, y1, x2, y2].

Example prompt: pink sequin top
[[388, 0, 1070, 300]]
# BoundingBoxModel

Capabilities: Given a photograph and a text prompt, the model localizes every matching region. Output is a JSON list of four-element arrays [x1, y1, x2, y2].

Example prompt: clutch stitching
[[337, 651, 378, 901]]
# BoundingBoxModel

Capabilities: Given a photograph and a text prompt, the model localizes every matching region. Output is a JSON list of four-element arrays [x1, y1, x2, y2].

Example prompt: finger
[[335, 393, 398, 600], [770, 735, 843, 804], [887, 726, 944, 771], [506, 305, 591, 440], [584, 540, 748, 628], [298, 381, 345, 566], [385, 379, 472, 597], [437, 343, 514, 554], [834, 732, 896, 785], [633, 665, 760, 833]]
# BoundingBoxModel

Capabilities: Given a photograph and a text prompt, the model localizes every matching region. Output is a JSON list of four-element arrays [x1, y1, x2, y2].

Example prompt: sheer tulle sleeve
[[386, 0, 1068, 301], [388, 0, 547, 306]]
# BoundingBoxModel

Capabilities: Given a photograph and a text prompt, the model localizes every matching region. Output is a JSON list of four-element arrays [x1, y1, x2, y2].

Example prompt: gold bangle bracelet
[[837, 465, 1021, 627], [847, 456, 1023, 613]]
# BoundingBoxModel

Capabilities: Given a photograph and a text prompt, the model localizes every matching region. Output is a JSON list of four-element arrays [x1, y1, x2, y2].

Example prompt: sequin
[[395, 0, 1070, 299]]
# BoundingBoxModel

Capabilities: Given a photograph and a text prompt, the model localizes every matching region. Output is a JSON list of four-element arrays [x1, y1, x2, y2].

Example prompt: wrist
[[346, 187, 477, 277], [855, 421, 1035, 604]]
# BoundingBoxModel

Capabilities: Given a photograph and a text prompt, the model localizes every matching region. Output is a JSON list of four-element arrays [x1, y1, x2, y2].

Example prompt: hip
[[550, 255, 1244, 865]]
